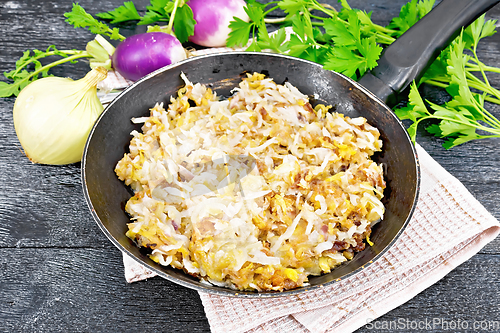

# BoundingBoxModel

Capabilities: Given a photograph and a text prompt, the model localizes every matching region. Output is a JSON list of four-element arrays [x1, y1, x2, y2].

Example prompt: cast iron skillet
[[82, 0, 499, 297]]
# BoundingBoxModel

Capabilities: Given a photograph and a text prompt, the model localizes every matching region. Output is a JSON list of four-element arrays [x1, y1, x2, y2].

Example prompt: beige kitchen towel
[[121, 144, 500, 333]]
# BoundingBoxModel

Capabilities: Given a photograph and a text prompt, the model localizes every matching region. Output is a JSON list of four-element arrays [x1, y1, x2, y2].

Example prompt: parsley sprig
[[395, 15, 500, 149], [0, 4, 118, 98], [64, 3, 126, 40], [0, 46, 91, 97], [420, 15, 500, 104], [0, 43, 114, 99], [227, 0, 435, 80]]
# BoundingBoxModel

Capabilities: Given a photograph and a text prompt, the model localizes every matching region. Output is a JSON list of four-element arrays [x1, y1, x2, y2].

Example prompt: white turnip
[[187, 0, 249, 47]]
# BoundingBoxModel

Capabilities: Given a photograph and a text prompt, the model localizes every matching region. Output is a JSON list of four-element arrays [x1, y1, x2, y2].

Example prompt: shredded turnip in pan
[[115, 72, 386, 291]]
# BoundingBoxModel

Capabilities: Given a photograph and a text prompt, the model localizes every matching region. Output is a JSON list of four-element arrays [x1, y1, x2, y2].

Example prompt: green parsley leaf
[[0, 81, 20, 98], [387, 0, 419, 35], [140, 11, 167, 26], [280, 0, 315, 39], [416, 0, 435, 19], [395, 38, 500, 149], [227, 17, 253, 47], [286, 34, 312, 56], [173, 4, 195, 43], [270, 28, 289, 52], [356, 37, 382, 75], [256, 25, 272, 45], [245, 0, 267, 23], [246, 40, 262, 52], [399, 81, 429, 121], [388, 0, 435, 37], [323, 10, 381, 79], [64, 3, 125, 40], [443, 35, 488, 122], [324, 47, 359, 78], [324, 18, 356, 48], [419, 49, 449, 84], [96, 1, 141, 24], [290, 13, 311, 40], [1, 46, 91, 97], [441, 130, 483, 149], [139, 0, 171, 25], [279, 0, 308, 18], [338, 0, 352, 11], [228, 1, 267, 48], [464, 14, 497, 50]]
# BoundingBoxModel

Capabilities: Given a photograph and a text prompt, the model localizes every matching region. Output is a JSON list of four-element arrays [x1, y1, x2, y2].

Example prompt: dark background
[[0, 0, 499, 332]]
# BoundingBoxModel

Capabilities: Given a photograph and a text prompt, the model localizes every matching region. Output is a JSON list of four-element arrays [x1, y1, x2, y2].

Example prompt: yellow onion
[[13, 67, 107, 165]]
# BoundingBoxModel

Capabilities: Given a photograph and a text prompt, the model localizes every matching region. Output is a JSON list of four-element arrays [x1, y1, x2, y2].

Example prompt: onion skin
[[13, 67, 107, 165], [112, 32, 187, 81], [187, 0, 249, 47]]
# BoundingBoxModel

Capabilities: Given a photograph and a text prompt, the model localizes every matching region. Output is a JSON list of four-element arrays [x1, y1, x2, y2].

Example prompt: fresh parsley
[[96, 1, 141, 24], [226, 0, 430, 79], [228, 0, 268, 51], [322, 10, 383, 79], [387, 0, 435, 37], [140, 0, 174, 25], [64, 3, 125, 40], [1, 5, 118, 98], [172, 3, 195, 43], [395, 17, 500, 148], [0, 46, 91, 98]]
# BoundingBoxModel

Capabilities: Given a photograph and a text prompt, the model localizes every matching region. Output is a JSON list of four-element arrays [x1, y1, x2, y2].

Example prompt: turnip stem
[[167, 0, 180, 34]]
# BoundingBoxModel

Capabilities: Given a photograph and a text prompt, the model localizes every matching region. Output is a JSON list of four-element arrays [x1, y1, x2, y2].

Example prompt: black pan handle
[[358, 0, 500, 106]]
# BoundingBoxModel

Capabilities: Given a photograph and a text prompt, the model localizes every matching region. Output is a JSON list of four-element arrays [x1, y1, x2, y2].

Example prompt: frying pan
[[82, 0, 500, 297]]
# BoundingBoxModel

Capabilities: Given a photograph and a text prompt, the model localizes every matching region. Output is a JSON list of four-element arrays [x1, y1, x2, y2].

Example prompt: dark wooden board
[[0, 0, 499, 332], [0, 248, 208, 332]]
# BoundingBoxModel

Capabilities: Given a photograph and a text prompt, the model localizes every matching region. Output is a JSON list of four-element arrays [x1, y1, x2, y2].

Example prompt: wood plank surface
[[0, 0, 499, 332]]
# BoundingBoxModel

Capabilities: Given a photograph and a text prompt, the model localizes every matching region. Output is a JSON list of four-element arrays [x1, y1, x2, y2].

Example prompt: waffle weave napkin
[[99, 56, 500, 333]]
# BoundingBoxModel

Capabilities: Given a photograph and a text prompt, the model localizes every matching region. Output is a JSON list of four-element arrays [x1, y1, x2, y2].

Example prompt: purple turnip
[[111, 32, 187, 81]]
